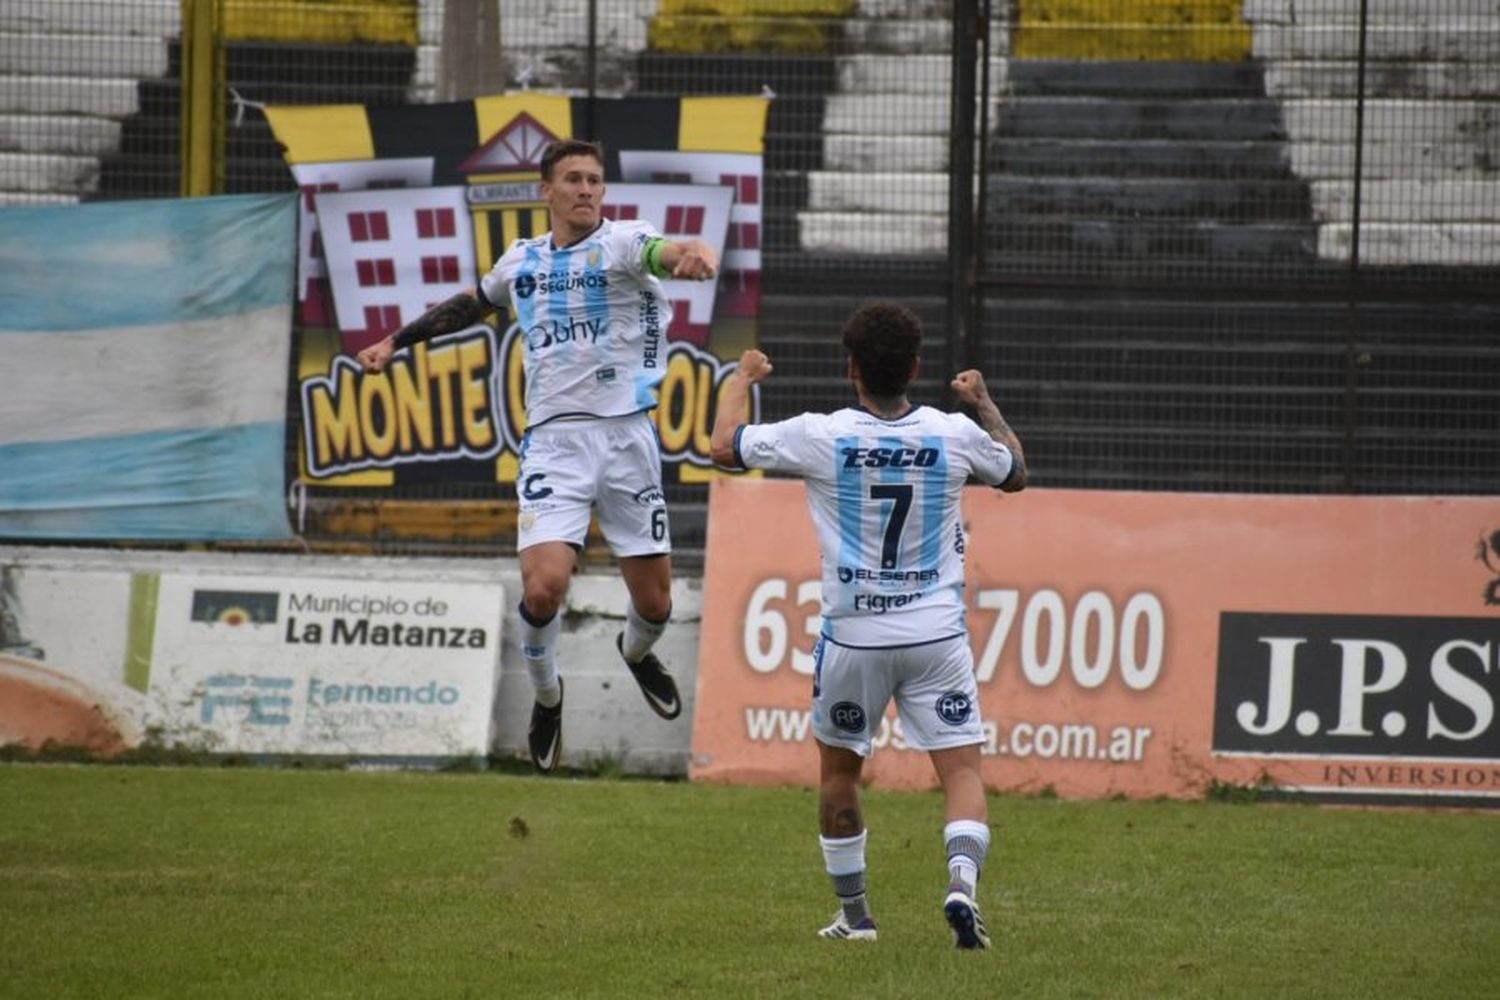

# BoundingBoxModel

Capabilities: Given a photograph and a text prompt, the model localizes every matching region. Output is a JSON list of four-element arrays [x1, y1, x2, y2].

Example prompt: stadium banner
[[0, 566, 502, 762], [264, 94, 768, 489], [0, 194, 297, 540], [692, 481, 1500, 803]]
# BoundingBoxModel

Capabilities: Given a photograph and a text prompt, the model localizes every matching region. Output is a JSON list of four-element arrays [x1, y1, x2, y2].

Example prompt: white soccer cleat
[[944, 889, 991, 950], [818, 912, 878, 941]]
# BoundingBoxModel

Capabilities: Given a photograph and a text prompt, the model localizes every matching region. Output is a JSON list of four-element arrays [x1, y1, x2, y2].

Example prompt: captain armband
[[643, 237, 671, 278]]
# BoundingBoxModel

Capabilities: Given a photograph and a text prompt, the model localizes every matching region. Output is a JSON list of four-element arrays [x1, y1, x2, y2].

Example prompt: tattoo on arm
[[976, 396, 1027, 484], [392, 292, 486, 349]]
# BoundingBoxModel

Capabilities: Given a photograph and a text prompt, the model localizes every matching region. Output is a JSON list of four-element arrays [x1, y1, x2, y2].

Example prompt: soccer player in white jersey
[[709, 302, 1027, 950], [358, 139, 719, 773]]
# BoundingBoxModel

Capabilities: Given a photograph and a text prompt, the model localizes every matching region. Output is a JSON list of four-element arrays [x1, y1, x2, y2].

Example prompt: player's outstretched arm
[[656, 239, 719, 281], [710, 349, 772, 467], [951, 369, 1027, 492], [356, 288, 487, 373]]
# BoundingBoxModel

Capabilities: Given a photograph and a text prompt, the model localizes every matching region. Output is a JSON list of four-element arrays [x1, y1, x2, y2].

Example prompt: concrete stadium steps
[[985, 59, 1317, 283], [755, 290, 1499, 493], [0, 21, 164, 200], [0, 31, 167, 78], [992, 138, 1292, 179], [983, 218, 1315, 261], [91, 41, 417, 201], [637, 50, 837, 257], [0, 77, 138, 117], [0, 114, 120, 156], [1012, 0, 1250, 62], [986, 176, 1310, 221], [976, 297, 1500, 492], [1245, 1, 1500, 269], [1264, 61, 1500, 100], [997, 96, 1288, 142], [1005, 58, 1262, 97]]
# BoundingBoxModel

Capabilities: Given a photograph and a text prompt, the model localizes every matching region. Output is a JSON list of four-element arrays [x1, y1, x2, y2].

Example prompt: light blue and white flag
[[0, 193, 297, 539]]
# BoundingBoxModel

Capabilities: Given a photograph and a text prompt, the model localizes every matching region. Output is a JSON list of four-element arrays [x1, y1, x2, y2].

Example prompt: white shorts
[[811, 634, 983, 757], [515, 412, 670, 556]]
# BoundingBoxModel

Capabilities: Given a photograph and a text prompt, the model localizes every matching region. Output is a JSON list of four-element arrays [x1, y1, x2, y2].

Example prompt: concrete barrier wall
[[0, 545, 702, 776]]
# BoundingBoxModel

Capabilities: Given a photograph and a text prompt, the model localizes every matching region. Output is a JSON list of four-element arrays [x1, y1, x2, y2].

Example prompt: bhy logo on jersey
[[495, 321, 758, 473]]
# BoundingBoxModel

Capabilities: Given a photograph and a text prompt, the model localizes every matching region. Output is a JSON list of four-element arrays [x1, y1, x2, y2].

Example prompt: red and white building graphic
[[620, 151, 763, 321], [288, 158, 434, 324], [314, 187, 473, 348]]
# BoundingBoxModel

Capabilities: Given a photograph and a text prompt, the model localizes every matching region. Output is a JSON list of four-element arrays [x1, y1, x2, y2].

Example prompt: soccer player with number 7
[[358, 139, 719, 774], [709, 302, 1026, 949]]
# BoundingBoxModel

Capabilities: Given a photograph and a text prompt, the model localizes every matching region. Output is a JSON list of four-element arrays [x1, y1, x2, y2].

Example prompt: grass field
[[2, 763, 1496, 999]]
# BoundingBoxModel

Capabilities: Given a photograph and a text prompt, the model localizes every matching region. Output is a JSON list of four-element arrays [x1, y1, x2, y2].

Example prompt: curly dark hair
[[540, 139, 605, 180], [841, 301, 922, 398]]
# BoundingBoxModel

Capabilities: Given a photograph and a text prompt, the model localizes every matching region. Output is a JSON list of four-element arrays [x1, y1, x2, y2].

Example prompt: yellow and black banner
[[266, 92, 768, 492]]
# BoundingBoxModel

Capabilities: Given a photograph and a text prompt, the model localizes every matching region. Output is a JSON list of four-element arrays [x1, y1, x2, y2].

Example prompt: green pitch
[[1, 764, 1495, 999]]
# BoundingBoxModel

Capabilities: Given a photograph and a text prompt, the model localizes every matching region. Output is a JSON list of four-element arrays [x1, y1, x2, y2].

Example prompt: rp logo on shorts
[[829, 701, 867, 734], [935, 691, 972, 726]]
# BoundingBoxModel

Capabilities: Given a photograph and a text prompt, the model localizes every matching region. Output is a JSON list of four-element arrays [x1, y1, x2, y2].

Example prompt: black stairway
[[92, 42, 415, 200], [972, 59, 1499, 495]]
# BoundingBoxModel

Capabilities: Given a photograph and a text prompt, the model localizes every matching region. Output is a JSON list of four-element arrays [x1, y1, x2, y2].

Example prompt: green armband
[[643, 237, 671, 278]]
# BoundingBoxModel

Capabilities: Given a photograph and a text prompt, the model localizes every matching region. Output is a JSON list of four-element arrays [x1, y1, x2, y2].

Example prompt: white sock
[[821, 829, 871, 925], [518, 601, 561, 707], [621, 600, 669, 663], [944, 820, 990, 897]]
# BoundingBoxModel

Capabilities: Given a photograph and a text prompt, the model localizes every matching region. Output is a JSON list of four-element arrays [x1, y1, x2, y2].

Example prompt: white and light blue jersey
[[481, 219, 671, 427], [735, 406, 1015, 647]]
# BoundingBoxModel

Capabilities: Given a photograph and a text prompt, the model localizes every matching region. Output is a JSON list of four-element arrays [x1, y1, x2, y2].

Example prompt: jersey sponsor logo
[[853, 590, 926, 613], [495, 324, 757, 477], [633, 486, 665, 506], [935, 691, 973, 726], [521, 473, 553, 500], [838, 566, 940, 584], [640, 290, 661, 370], [829, 700, 867, 734], [525, 316, 604, 351], [515, 271, 610, 299], [840, 445, 940, 470]]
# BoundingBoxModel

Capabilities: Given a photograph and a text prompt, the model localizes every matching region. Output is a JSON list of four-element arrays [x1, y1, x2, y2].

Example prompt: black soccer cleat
[[528, 677, 563, 774], [616, 633, 682, 720]]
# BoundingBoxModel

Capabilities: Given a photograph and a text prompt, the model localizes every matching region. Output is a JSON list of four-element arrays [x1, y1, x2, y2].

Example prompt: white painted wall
[[0, 545, 702, 775]]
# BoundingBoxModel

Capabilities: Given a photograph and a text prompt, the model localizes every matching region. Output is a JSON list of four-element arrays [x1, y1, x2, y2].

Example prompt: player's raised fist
[[950, 369, 990, 406], [672, 240, 719, 281], [737, 349, 773, 383], [357, 337, 396, 374]]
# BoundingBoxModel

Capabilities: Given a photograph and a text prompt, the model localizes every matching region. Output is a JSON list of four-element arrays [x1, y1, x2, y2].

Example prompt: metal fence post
[[179, 0, 223, 197], [1342, 0, 1371, 489], [948, 0, 980, 382]]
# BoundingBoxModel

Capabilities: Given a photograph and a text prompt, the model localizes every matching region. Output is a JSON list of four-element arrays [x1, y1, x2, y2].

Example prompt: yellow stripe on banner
[[679, 97, 769, 154], [473, 94, 574, 150], [263, 105, 374, 164], [531, 208, 550, 238], [678, 465, 760, 484]]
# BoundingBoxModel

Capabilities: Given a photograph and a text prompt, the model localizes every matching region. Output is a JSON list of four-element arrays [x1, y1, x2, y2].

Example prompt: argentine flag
[[0, 193, 297, 540]]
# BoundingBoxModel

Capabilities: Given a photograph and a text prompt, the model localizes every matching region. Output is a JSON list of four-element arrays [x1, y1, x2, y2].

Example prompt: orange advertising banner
[[691, 481, 1500, 803]]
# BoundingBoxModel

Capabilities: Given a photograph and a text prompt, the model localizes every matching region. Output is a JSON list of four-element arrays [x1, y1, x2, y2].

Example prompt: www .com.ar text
[[743, 708, 1153, 763]]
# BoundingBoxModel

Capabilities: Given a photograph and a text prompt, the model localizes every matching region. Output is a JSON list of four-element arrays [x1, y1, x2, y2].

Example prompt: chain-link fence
[[3, 0, 1496, 563]]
